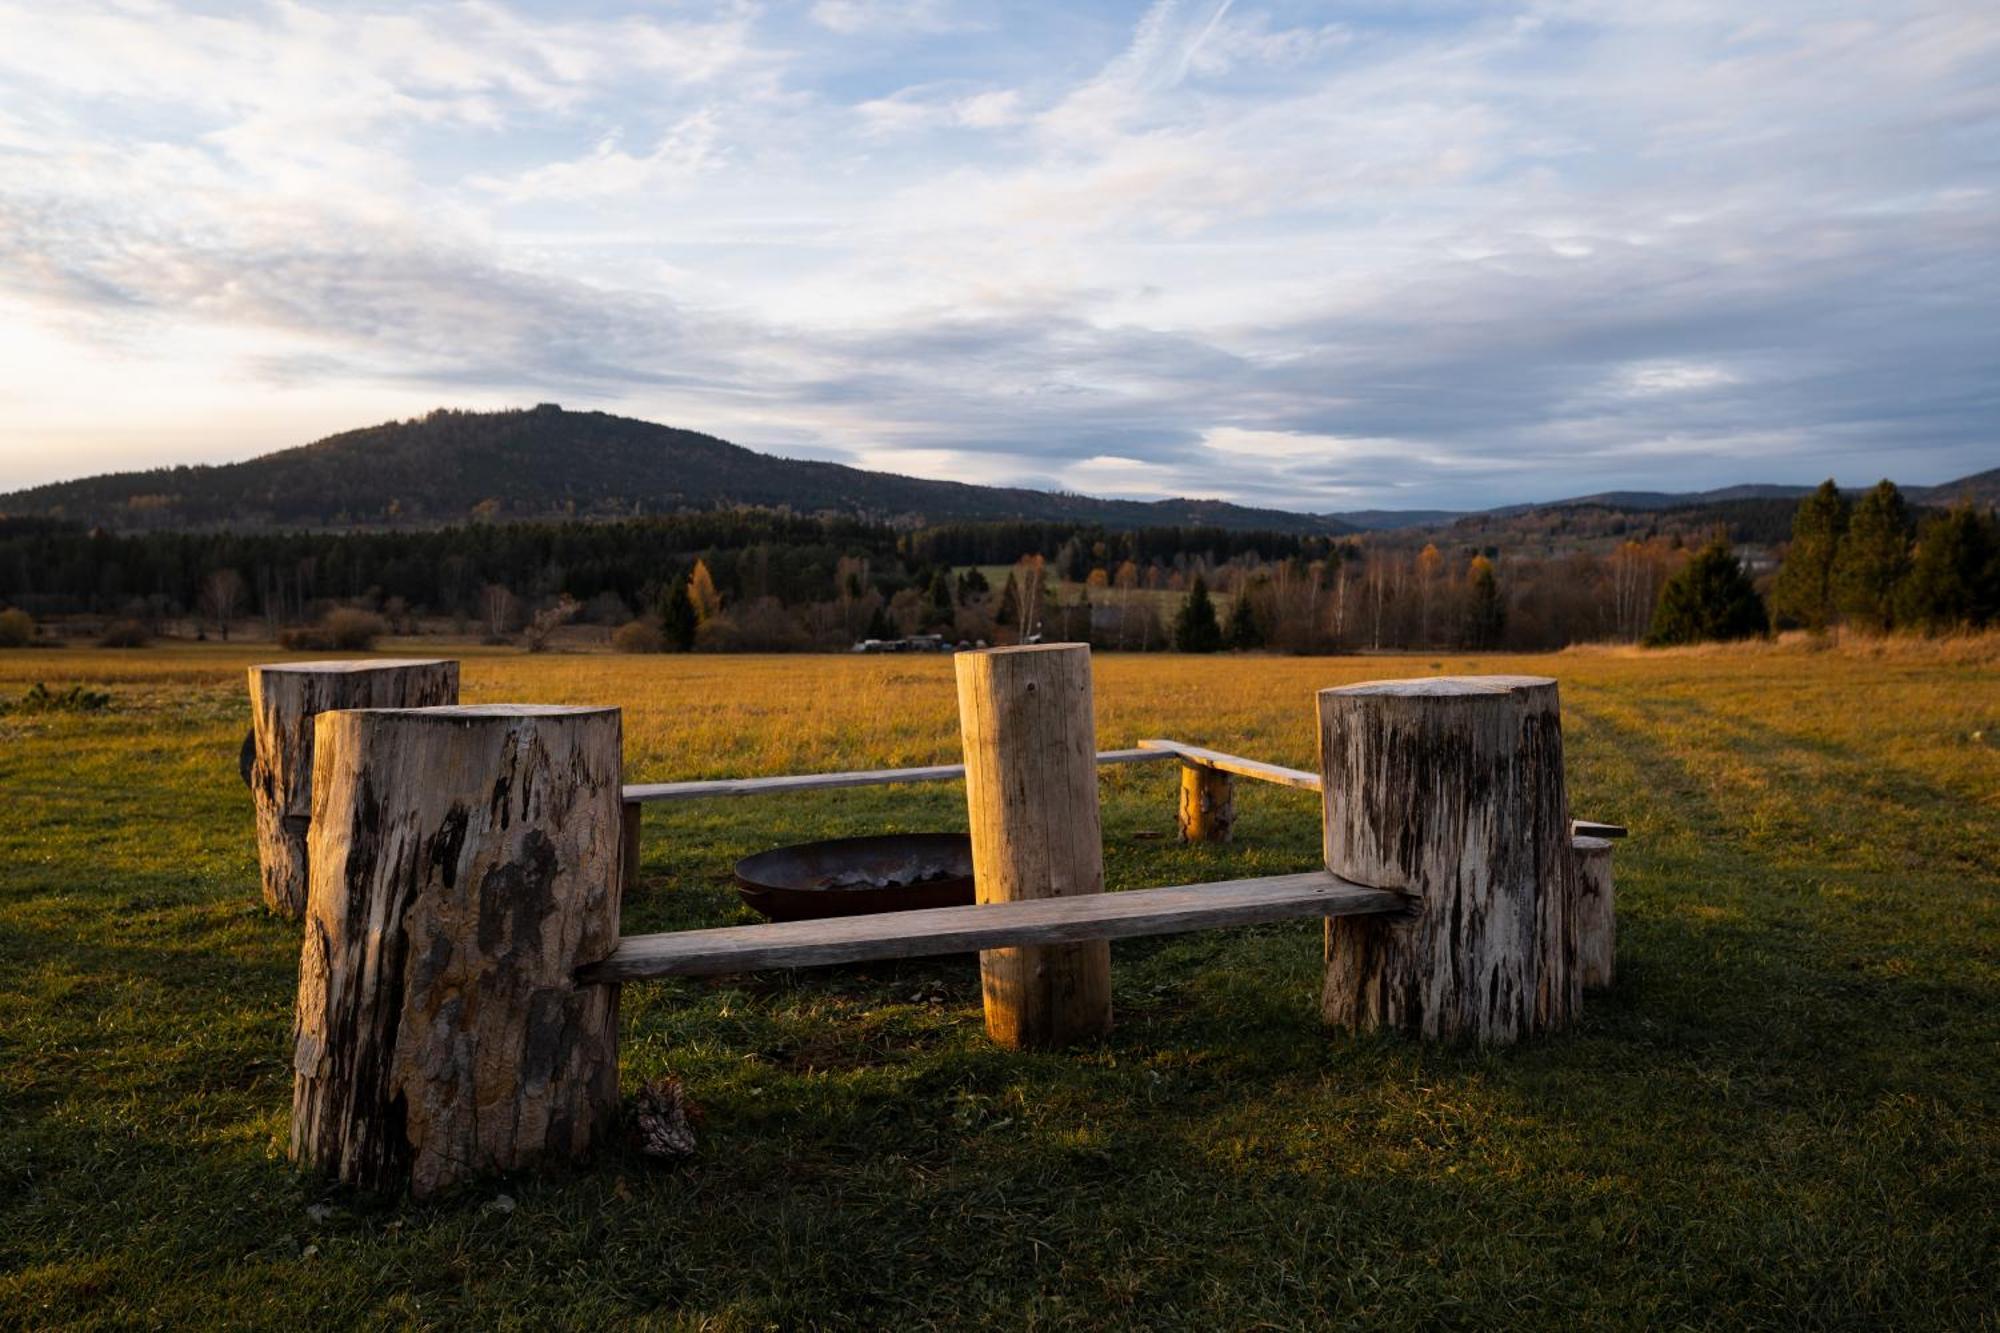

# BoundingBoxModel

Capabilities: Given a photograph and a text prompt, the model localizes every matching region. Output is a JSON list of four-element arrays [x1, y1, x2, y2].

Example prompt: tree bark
[[1572, 834, 1615, 991], [247, 659, 458, 919], [290, 704, 623, 1197], [1318, 675, 1578, 1044], [1177, 763, 1235, 843], [955, 644, 1113, 1048]]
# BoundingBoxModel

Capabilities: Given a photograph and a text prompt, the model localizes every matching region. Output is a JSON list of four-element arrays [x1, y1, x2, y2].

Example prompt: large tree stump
[[1177, 763, 1235, 843], [248, 659, 458, 919], [1318, 676, 1579, 1044], [1572, 835, 1615, 991], [291, 704, 624, 1196], [955, 644, 1113, 1048]]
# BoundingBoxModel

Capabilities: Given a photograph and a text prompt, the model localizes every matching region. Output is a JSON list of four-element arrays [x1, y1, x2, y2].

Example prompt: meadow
[[1, 640, 1995, 1329]]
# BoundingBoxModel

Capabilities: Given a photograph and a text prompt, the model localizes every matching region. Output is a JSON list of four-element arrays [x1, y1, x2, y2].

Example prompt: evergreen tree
[[1464, 554, 1505, 649], [994, 573, 1021, 637], [955, 566, 989, 602], [1645, 536, 1767, 645], [923, 567, 955, 628], [1174, 574, 1223, 652], [1832, 480, 1912, 632], [660, 580, 698, 650], [1898, 503, 2000, 632], [1224, 582, 1266, 649], [865, 603, 894, 640], [1768, 480, 1849, 631]]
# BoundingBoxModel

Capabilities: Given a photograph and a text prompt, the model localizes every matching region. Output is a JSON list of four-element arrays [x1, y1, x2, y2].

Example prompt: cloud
[[1, 0, 1997, 506]]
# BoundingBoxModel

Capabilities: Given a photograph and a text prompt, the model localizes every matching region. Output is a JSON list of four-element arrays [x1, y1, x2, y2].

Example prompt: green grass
[[1, 643, 1995, 1329]]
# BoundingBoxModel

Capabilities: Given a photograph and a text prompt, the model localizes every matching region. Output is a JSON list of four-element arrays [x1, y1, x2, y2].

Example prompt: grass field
[[2, 640, 1996, 1329]]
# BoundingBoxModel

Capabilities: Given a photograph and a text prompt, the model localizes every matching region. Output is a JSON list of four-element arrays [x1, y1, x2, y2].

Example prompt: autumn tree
[[1769, 480, 1850, 632], [687, 559, 723, 625], [198, 567, 246, 642]]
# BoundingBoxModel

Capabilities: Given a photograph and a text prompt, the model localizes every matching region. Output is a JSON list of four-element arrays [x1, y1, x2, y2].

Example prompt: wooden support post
[[1318, 676, 1578, 1044], [620, 800, 644, 900], [1177, 763, 1235, 842], [955, 644, 1113, 1049], [1573, 835, 1615, 991], [290, 704, 624, 1197], [247, 659, 458, 919]]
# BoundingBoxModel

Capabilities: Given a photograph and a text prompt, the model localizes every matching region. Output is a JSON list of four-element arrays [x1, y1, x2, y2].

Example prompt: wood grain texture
[[246, 659, 458, 919], [290, 704, 623, 1197], [579, 872, 1408, 982], [1573, 834, 1615, 991], [1137, 739, 1321, 791], [955, 644, 1113, 1048], [1318, 675, 1579, 1045], [620, 747, 1169, 803], [1178, 763, 1236, 842], [620, 799, 643, 900]]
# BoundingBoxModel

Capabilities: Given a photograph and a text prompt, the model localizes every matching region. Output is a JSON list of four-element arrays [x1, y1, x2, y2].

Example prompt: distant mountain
[[0, 405, 1352, 536], [1907, 466, 2000, 507]]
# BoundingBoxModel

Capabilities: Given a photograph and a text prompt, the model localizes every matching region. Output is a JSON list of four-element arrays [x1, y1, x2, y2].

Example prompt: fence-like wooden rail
[[582, 871, 1408, 983], [621, 747, 1171, 803]]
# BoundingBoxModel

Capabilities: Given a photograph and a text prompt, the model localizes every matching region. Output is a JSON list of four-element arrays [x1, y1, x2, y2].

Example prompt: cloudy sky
[[1, 0, 1995, 510]]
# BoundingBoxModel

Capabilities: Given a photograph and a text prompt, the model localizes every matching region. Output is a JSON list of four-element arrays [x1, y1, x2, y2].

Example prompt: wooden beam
[[578, 871, 1408, 983], [1571, 820, 1628, 839], [620, 746, 1172, 803], [1137, 739, 1321, 792]]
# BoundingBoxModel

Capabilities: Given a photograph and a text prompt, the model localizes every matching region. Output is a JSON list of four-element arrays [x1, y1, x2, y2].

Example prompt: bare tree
[[198, 568, 246, 641]]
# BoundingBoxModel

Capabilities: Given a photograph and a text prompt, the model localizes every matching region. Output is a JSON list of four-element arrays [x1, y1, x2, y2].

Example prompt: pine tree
[[660, 580, 697, 651], [1645, 536, 1767, 645], [1224, 580, 1266, 649], [923, 567, 955, 629], [1768, 480, 1849, 632], [1464, 554, 1504, 649], [1174, 574, 1223, 653], [994, 573, 1021, 638], [1898, 503, 2000, 632], [1832, 480, 1912, 633]]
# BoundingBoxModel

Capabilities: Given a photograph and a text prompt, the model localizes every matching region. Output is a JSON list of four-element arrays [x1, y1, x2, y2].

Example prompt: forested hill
[[0, 405, 1351, 536]]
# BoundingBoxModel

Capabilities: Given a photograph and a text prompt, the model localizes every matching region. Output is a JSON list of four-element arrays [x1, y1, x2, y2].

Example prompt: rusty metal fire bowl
[[733, 833, 976, 922]]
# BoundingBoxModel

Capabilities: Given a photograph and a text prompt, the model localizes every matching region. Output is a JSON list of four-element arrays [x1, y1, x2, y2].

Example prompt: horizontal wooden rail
[[622, 747, 1171, 803], [1138, 738, 1629, 838], [579, 871, 1409, 983], [1137, 738, 1321, 791]]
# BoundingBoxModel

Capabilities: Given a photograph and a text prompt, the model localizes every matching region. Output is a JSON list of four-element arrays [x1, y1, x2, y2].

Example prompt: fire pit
[[733, 832, 975, 922]]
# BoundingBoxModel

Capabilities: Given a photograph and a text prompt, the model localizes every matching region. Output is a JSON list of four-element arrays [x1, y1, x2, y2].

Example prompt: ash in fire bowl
[[734, 833, 975, 922]]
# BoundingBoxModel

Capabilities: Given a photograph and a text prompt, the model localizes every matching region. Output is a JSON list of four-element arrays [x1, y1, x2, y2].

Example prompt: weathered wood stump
[[291, 704, 624, 1196], [1318, 676, 1578, 1044], [1177, 763, 1235, 843], [955, 644, 1113, 1048], [1572, 834, 1615, 991], [247, 659, 459, 919]]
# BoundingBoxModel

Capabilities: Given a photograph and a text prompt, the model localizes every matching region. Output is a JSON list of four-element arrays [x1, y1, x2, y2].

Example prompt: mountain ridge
[[2, 404, 1993, 534]]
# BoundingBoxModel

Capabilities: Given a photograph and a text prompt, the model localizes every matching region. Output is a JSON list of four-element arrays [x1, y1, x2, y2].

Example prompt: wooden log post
[[955, 644, 1113, 1049], [1177, 763, 1235, 843], [247, 659, 459, 919], [620, 800, 644, 900], [1572, 835, 1615, 991], [1318, 676, 1578, 1044], [291, 704, 624, 1197]]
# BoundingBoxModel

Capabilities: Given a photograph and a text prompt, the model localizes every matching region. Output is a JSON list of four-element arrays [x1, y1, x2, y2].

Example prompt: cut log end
[[1318, 673, 1577, 1044], [289, 704, 623, 1197], [247, 658, 459, 920]]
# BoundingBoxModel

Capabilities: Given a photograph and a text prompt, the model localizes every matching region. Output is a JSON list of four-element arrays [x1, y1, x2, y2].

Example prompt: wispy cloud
[[0, 0, 1995, 503]]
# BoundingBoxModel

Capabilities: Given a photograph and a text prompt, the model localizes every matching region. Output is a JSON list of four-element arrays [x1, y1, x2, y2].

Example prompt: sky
[[1, 0, 1996, 511]]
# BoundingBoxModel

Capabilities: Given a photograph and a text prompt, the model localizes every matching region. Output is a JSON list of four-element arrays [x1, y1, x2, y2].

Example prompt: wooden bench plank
[[1571, 820, 1628, 839], [1136, 738, 1322, 791], [578, 871, 1409, 983], [621, 747, 1172, 803]]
